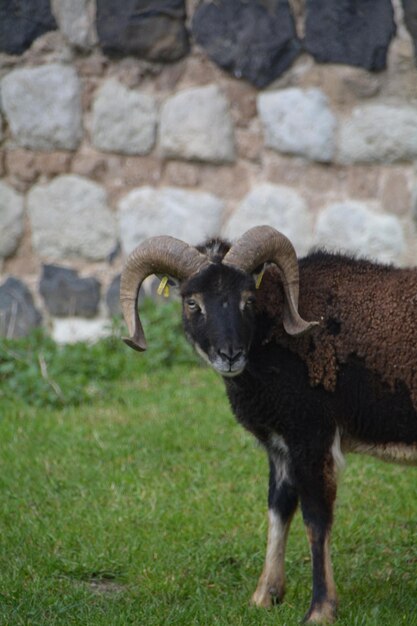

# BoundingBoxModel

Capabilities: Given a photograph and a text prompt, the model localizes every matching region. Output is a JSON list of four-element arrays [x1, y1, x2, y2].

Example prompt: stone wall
[[1, 0, 417, 340]]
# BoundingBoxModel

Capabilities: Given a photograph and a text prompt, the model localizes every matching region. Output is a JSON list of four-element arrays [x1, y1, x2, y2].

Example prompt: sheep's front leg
[[251, 454, 298, 607], [295, 454, 338, 624]]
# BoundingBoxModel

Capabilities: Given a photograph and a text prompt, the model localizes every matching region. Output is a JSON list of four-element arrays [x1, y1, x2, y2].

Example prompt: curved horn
[[224, 225, 318, 336], [120, 236, 209, 351]]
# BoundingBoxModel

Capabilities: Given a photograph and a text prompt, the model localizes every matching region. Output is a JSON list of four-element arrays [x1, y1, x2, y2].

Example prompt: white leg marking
[[252, 509, 290, 607], [252, 442, 292, 608]]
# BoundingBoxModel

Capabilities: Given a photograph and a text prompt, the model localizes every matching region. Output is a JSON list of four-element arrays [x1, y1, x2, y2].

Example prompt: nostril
[[218, 348, 244, 364], [218, 349, 230, 362], [230, 350, 243, 364]]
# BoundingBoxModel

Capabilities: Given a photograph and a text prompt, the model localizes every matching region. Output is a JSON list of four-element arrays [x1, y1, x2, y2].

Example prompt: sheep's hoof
[[303, 600, 337, 624], [251, 582, 284, 608]]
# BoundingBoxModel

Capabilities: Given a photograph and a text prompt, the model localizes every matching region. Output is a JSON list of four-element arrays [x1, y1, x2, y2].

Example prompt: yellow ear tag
[[255, 268, 265, 290], [157, 275, 170, 298]]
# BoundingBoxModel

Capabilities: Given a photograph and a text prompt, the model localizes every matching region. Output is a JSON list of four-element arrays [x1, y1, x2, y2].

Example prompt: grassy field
[[1, 307, 416, 625]]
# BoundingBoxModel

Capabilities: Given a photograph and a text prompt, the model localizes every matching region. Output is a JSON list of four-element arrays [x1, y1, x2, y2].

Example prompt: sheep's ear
[[167, 276, 180, 290]]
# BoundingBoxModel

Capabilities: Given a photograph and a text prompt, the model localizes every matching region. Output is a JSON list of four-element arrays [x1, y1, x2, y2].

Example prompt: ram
[[120, 225, 417, 623]]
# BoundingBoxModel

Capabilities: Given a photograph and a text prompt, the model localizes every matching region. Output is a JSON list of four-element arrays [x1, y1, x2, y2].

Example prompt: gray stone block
[[118, 186, 224, 254], [159, 85, 235, 163], [92, 79, 157, 155], [51, 0, 96, 49], [1, 64, 82, 151], [27, 175, 117, 261], [258, 88, 336, 163], [223, 183, 313, 257], [315, 201, 406, 265], [338, 104, 417, 164]]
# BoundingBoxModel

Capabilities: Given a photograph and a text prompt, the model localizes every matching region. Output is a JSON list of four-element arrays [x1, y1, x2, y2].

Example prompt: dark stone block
[[0, 277, 42, 338], [403, 0, 417, 62], [96, 0, 189, 62], [40, 264, 101, 318], [304, 0, 396, 72], [191, 0, 301, 88], [0, 0, 57, 55]]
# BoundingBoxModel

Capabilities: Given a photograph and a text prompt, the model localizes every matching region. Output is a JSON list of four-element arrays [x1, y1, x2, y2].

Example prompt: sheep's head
[[120, 226, 317, 376], [180, 262, 256, 376]]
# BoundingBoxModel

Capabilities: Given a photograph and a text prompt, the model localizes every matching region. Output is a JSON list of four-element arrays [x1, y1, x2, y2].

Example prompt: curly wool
[[257, 252, 417, 410]]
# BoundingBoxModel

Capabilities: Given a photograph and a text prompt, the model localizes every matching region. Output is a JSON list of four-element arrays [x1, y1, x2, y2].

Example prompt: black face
[[181, 264, 257, 377]]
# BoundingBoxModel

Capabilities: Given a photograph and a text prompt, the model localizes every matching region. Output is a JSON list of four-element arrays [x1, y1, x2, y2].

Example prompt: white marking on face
[[194, 343, 212, 367]]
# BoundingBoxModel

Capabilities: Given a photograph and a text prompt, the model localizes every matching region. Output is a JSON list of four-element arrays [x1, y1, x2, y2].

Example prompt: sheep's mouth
[[192, 343, 247, 377], [220, 367, 246, 378], [209, 353, 247, 378]]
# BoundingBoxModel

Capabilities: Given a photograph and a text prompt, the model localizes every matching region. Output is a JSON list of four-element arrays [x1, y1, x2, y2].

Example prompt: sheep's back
[[257, 253, 417, 411]]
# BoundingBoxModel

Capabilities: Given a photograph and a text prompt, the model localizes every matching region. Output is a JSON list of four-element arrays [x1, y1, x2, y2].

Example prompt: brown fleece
[[256, 254, 417, 410]]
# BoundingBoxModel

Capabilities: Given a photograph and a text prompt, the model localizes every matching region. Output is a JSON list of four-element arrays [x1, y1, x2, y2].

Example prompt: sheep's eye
[[186, 298, 200, 311]]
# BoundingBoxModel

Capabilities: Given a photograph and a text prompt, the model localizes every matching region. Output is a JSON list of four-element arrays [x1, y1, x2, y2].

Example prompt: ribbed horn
[[224, 225, 318, 336], [120, 236, 209, 351]]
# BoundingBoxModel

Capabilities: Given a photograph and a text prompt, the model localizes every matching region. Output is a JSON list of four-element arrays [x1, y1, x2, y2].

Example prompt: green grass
[[1, 311, 417, 625]]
